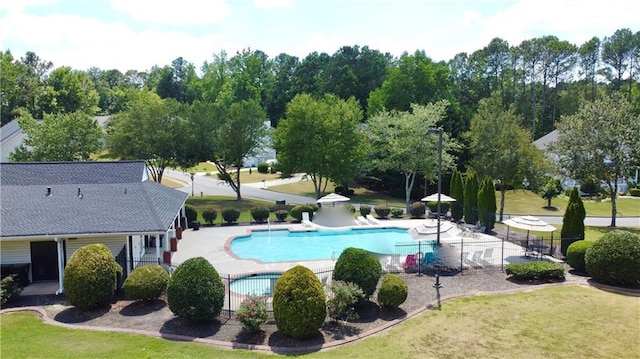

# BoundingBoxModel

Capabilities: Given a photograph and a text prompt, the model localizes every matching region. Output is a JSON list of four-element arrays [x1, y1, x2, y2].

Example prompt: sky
[[1, 0, 639, 73]]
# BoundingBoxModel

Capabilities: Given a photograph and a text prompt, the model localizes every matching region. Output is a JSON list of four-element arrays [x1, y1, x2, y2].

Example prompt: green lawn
[[269, 180, 406, 207], [2, 286, 638, 358], [186, 195, 292, 224]]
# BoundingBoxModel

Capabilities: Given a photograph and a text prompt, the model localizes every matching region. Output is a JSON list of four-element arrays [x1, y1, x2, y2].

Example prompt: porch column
[[54, 237, 64, 295], [124, 237, 131, 276], [154, 234, 160, 261]]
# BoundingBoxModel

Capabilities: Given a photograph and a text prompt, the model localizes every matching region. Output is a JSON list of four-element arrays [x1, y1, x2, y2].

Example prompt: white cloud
[[110, 0, 232, 25]]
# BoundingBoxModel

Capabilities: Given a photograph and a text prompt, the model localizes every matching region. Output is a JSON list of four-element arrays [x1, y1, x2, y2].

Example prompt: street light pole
[[190, 173, 195, 197], [428, 128, 443, 246]]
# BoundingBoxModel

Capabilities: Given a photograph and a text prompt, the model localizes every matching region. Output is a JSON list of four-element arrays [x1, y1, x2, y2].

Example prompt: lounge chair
[[366, 214, 381, 225], [357, 216, 370, 225], [402, 254, 417, 270], [481, 248, 494, 265]]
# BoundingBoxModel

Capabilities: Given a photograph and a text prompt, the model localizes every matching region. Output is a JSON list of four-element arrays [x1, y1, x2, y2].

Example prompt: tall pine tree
[[450, 169, 464, 221], [561, 187, 586, 255], [464, 170, 479, 224]]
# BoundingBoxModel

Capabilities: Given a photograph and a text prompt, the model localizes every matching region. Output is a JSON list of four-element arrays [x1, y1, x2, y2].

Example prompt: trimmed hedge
[[64, 243, 122, 310], [566, 240, 593, 272], [251, 206, 270, 223], [505, 261, 565, 281], [257, 162, 269, 174], [426, 201, 451, 213], [391, 208, 404, 218], [185, 204, 198, 222], [333, 247, 382, 299], [585, 230, 640, 286], [374, 206, 390, 218], [202, 208, 218, 224], [221, 208, 241, 223], [359, 205, 371, 216], [275, 209, 289, 221], [410, 202, 426, 218], [123, 265, 169, 301], [273, 265, 326, 339], [290, 204, 316, 221], [166, 257, 225, 322], [629, 188, 640, 197], [377, 274, 408, 308]]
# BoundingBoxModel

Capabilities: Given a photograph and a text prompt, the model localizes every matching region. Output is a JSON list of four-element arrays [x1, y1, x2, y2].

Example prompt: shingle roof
[[0, 161, 188, 239]]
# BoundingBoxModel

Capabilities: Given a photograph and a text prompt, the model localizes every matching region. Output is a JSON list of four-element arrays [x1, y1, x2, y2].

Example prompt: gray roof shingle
[[0, 161, 188, 238]]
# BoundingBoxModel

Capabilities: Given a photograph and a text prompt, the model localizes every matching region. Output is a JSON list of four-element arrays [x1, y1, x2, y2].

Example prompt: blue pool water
[[230, 273, 281, 296], [230, 227, 435, 263]]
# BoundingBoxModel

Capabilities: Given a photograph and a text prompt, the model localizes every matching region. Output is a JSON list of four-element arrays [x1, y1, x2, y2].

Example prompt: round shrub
[[257, 162, 269, 173], [290, 205, 315, 221], [185, 204, 198, 222], [377, 274, 408, 308], [273, 265, 327, 339], [344, 204, 356, 213], [359, 205, 371, 216], [251, 206, 270, 223], [123, 265, 169, 301], [566, 240, 594, 273], [333, 247, 382, 299], [391, 208, 404, 218], [275, 209, 289, 221], [64, 243, 122, 311], [585, 230, 640, 286], [221, 208, 241, 223], [202, 208, 218, 224], [410, 202, 426, 218], [426, 201, 451, 213], [166, 257, 225, 322], [235, 295, 268, 332], [374, 205, 390, 218]]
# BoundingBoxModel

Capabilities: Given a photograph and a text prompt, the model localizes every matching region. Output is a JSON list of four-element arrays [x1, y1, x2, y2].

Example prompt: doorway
[[30, 241, 59, 281]]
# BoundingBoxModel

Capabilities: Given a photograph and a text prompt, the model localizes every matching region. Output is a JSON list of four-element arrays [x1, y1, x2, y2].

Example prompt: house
[[0, 160, 188, 294]]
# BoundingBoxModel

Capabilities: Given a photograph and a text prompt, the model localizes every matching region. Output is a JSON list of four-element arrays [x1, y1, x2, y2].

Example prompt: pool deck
[[171, 218, 540, 276]]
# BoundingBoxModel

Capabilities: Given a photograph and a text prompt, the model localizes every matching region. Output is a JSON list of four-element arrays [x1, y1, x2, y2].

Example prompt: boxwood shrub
[[273, 265, 326, 339], [391, 208, 404, 218], [505, 261, 565, 281], [585, 230, 640, 286], [374, 205, 390, 218], [275, 209, 289, 221], [185, 204, 198, 222], [123, 265, 169, 301], [221, 208, 241, 223], [359, 205, 371, 216], [426, 201, 451, 213], [166, 257, 225, 322], [257, 162, 269, 174], [377, 274, 408, 308], [333, 247, 382, 299], [410, 202, 426, 218], [290, 205, 316, 221], [64, 243, 122, 310], [251, 206, 270, 223], [629, 188, 640, 197], [202, 208, 218, 224], [566, 240, 593, 273]]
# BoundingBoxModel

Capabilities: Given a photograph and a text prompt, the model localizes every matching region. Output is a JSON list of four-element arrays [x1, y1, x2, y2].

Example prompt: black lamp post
[[428, 128, 443, 246], [190, 173, 195, 197]]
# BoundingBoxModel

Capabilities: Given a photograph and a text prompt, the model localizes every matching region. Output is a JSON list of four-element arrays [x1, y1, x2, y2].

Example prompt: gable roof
[[533, 129, 558, 151], [0, 161, 187, 239]]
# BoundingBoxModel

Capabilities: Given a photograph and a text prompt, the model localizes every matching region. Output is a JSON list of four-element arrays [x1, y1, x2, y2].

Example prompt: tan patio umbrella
[[503, 215, 556, 255], [316, 193, 350, 206]]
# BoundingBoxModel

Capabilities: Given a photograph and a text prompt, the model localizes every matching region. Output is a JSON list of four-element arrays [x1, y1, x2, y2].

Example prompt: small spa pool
[[230, 273, 281, 296], [230, 227, 435, 263]]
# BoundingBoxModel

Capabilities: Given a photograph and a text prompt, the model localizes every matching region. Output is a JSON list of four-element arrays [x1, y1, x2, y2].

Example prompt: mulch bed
[[3, 268, 588, 351]]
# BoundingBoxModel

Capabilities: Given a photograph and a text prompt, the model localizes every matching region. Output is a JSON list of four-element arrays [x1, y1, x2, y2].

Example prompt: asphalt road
[[164, 169, 640, 228]]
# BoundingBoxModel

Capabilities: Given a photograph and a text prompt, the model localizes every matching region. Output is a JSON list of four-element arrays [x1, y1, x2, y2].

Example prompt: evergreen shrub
[[410, 202, 426, 218], [185, 204, 198, 222], [629, 188, 640, 197], [391, 208, 404, 218], [374, 205, 390, 218], [327, 281, 364, 322], [123, 265, 169, 301], [426, 201, 451, 213], [377, 274, 408, 308], [505, 261, 565, 281], [202, 208, 218, 224], [166, 257, 225, 322], [333, 247, 382, 299], [257, 162, 269, 173], [251, 206, 270, 223], [0, 276, 22, 305], [566, 240, 593, 273], [273, 265, 326, 339], [275, 209, 289, 221], [221, 208, 241, 223], [290, 205, 315, 221], [64, 244, 122, 310], [359, 205, 371, 216], [585, 230, 640, 286]]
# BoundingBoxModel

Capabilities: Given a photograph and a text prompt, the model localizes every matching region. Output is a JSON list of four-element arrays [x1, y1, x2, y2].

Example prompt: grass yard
[[495, 223, 640, 242], [2, 286, 638, 358]]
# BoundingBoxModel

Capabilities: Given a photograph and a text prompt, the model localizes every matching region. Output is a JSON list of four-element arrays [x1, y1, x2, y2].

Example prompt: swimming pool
[[230, 227, 435, 263]]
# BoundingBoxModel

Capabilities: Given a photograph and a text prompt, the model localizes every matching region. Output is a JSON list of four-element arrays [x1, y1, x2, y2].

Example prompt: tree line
[[2, 28, 639, 225]]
